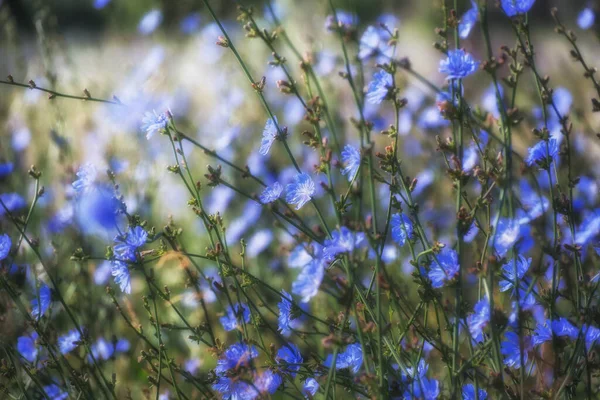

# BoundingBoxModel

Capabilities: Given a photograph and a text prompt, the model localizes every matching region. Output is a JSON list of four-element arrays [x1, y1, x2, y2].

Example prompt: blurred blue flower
[[532, 320, 552, 345], [94, 260, 112, 285], [578, 8, 595, 29], [0, 234, 11, 261], [366, 70, 393, 104], [114, 226, 147, 261], [111, 261, 131, 294], [526, 138, 559, 167], [323, 226, 366, 259], [58, 329, 81, 354], [341, 145, 361, 181], [428, 248, 460, 288], [260, 182, 283, 204], [575, 209, 600, 245], [501, 0, 536, 17], [401, 360, 440, 400], [93, 0, 111, 9], [501, 331, 529, 369], [75, 184, 120, 235], [462, 384, 487, 400], [277, 343, 303, 376], [499, 255, 531, 292], [17, 332, 38, 362], [324, 343, 363, 374], [391, 213, 414, 247], [552, 317, 579, 340], [459, 1, 479, 39], [292, 259, 325, 303], [138, 10, 163, 35], [278, 289, 295, 336], [44, 384, 68, 400], [494, 218, 520, 256], [286, 173, 315, 210], [220, 303, 251, 332], [303, 378, 319, 397], [0, 162, 14, 178], [439, 49, 479, 80], [31, 284, 51, 320], [467, 297, 490, 343], [72, 164, 97, 193], [259, 117, 279, 156], [0, 193, 27, 217], [325, 11, 355, 31], [141, 110, 168, 139], [180, 13, 201, 34]]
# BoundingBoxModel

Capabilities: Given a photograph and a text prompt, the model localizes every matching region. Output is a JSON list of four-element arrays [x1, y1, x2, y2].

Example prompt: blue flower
[[552, 318, 579, 340], [584, 324, 600, 350], [0, 193, 27, 217], [0, 162, 14, 178], [358, 26, 393, 63], [141, 110, 168, 139], [114, 226, 148, 261], [467, 297, 490, 343], [494, 218, 521, 257], [462, 384, 487, 400], [341, 145, 361, 181], [17, 332, 38, 362], [219, 303, 251, 331], [292, 259, 325, 303], [501, 0, 536, 16], [31, 284, 52, 320], [525, 138, 559, 167], [575, 209, 600, 245], [259, 182, 283, 204], [499, 255, 531, 293], [111, 261, 131, 294], [43, 384, 68, 400], [0, 233, 11, 261], [532, 320, 552, 346], [401, 360, 440, 400], [278, 290, 295, 336], [93, 0, 111, 9], [325, 11, 355, 31], [439, 49, 479, 80], [75, 184, 120, 235], [276, 343, 303, 377], [259, 117, 279, 156], [391, 213, 414, 247], [366, 70, 393, 104], [215, 342, 258, 375], [58, 329, 81, 354], [323, 226, 366, 260], [90, 338, 115, 360], [578, 8, 595, 30], [501, 331, 529, 369], [138, 9, 163, 35], [324, 343, 363, 374], [303, 378, 319, 397], [72, 164, 97, 193], [286, 173, 315, 210], [180, 13, 201, 34], [459, 2, 479, 39], [428, 248, 460, 288]]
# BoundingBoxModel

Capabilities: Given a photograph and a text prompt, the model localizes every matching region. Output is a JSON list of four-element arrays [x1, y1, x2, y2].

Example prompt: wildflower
[[499, 255, 531, 292], [94, 0, 111, 9], [278, 290, 295, 336], [494, 217, 520, 256], [111, 261, 131, 294], [391, 213, 414, 247], [138, 9, 163, 35], [583, 324, 600, 350], [532, 320, 552, 346], [219, 303, 251, 332], [276, 343, 303, 377], [31, 284, 52, 320], [463, 384, 487, 400], [72, 164, 97, 193], [323, 226, 366, 260], [439, 49, 479, 80], [526, 137, 559, 167], [552, 318, 579, 340], [325, 11, 355, 31], [467, 297, 490, 342], [341, 145, 361, 181], [366, 70, 393, 104], [17, 332, 38, 362], [215, 343, 258, 375], [358, 26, 393, 62], [75, 184, 120, 235], [286, 173, 315, 210], [575, 209, 600, 246], [58, 329, 81, 354], [114, 226, 147, 261], [0, 193, 27, 216], [43, 384, 68, 400], [180, 13, 201, 34], [259, 117, 279, 156], [459, 1, 479, 39], [292, 259, 325, 303], [0, 162, 14, 178], [246, 229, 273, 258], [501, 0, 536, 16], [401, 360, 440, 400], [578, 8, 595, 30], [0, 234, 11, 261], [259, 182, 283, 204], [303, 378, 319, 397], [428, 248, 460, 288], [324, 343, 363, 374], [501, 331, 529, 369], [141, 110, 168, 139], [518, 180, 548, 223]]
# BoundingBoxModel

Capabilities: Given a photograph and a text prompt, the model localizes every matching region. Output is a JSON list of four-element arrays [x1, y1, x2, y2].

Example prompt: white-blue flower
[[341, 145, 361, 181], [366, 70, 393, 104], [286, 173, 315, 210], [259, 116, 279, 156]]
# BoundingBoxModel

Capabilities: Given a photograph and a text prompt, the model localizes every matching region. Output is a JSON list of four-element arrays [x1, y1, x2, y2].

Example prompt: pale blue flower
[[341, 145, 361, 181], [259, 117, 279, 156], [501, 0, 536, 17], [366, 70, 393, 104], [259, 182, 283, 204], [286, 173, 315, 210], [439, 49, 479, 80]]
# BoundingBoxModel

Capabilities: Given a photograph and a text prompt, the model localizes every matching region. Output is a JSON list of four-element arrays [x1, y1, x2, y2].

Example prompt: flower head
[[0, 233, 11, 261], [428, 248, 460, 288], [141, 110, 168, 139], [292, 259, 325, 303], [526, 138, 559, 167], [114, 226, 147, 261], [494, 218, 521, 256], [286, 173, 315, 210], [112, 261, 131, 294], [366, 70, 393, 104], [72, 164, 97, 193], [499, 255, 531, 293], [58, 329, 81, 354], [467, 297, 490, 343], [303, 378, 319, 397], [578, 8, 595, 30], [501, 0, 536, 17], [278, 290, 295, 336], [323, 226, 366, 260], [31, 284, 52, 320], [17, 332, 38, 362], [439, 49, 479, 80], [341, 145, 361, 181], [44, 384, 68, 400], [324, 343, 363, 374], [501, 331, 530, 369], [219, 303, 251, 332], [259, 117, 279, 156], [391, 213, 414, 247], [259, 182, 283, 204], [276, 343, 303, 377], [463, 384, 487, 400], [459, 2, 479, 39]]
